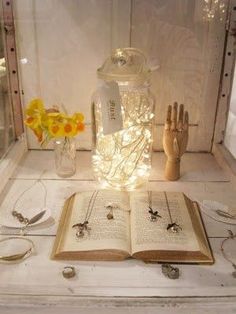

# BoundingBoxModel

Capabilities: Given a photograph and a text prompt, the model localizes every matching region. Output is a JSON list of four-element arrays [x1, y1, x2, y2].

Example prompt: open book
[[51, 191, 214, 263]]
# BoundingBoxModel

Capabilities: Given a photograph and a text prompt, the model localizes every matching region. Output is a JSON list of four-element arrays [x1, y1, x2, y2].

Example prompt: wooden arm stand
[[165, 158, 181, 181]]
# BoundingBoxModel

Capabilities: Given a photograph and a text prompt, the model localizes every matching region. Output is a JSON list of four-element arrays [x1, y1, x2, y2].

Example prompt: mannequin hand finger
[[178, 104, 184, 130], [183, 111, 189, 131], [171, 102, 178, 130], [165, 105, 172, 130]]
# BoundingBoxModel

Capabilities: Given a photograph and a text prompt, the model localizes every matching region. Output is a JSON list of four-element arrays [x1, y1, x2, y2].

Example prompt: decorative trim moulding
[[0, 294, 235, 311], [2, 0, 24, 138], [213, 0, 236, 145]]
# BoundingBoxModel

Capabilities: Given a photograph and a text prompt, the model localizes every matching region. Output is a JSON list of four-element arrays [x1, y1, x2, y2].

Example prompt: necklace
[[164, 192, 182, 233], [72, 190, 99, 238], [147, 191, 162, 221], [220, 230, 236, 278], [11, 178, 47, 233]]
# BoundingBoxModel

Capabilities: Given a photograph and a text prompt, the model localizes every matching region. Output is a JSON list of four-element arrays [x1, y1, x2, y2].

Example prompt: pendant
[[105, 203, 119, 220], [167, 222, 182, 233], [72, 221, 91, 239], [148, 207, 162, 222], [106, 204, 114, 220], [107, 211, 114, 220]]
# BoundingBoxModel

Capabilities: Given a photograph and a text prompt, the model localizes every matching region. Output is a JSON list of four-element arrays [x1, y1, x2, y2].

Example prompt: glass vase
[[54, 137, 76, 178]]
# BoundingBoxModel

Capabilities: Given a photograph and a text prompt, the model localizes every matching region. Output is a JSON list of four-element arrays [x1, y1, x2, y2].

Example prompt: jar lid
[[97, 48, 151, 83]]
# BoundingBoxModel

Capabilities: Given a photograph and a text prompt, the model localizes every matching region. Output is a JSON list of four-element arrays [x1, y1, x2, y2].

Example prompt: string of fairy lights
[[203, 0, 226, 21], [92, 89, 154, 189]]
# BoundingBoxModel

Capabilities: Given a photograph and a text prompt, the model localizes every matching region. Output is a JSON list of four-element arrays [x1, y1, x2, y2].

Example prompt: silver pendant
[[167, 222, 182, 233], [105, 203, 119, 220], [76, 229, 85, 238], [73, 221, 91, 239], [148, 207, 162, 222], [107, 212, 114, 220]]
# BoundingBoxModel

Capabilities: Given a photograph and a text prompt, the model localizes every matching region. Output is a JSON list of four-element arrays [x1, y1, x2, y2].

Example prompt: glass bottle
[[54, 137, 76, 178], [92, 48, 155, 190]]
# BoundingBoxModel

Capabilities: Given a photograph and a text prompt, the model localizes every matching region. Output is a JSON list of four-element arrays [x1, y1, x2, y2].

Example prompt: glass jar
[[92, 48, 155, 190], [54, 137, 76, 178]]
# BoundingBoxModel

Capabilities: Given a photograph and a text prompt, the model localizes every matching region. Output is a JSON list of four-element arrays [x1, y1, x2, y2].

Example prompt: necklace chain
[[12, 179, 47, 213], [83, 190, 99, 223], [148, 191, 152, 208], [147, 191, 162, 221], [164, 192, 173, 224], [164, 192, 182, 232], [72, 190, 99, 239], [220, 230, 236, 274]]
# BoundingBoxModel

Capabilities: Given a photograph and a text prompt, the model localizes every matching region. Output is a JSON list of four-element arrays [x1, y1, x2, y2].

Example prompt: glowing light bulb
[[20, 58, 28, 64], [92, 89, 154, 189]]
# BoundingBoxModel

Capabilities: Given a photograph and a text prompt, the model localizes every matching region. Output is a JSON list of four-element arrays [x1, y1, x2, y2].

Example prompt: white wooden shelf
[[0, 151, 236, 314], [12, 150, 229, 182]]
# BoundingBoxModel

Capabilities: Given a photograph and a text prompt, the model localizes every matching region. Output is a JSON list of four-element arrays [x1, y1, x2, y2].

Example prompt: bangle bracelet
[[0, 237, 35, 263]]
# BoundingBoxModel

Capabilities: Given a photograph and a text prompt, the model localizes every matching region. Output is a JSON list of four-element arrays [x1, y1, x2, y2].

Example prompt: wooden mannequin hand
[[163, 102, 189, 181]]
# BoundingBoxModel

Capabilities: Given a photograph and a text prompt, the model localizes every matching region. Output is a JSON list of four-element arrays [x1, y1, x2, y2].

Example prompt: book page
[[130, 191, 200, 254], [60, 190, 131, 254]]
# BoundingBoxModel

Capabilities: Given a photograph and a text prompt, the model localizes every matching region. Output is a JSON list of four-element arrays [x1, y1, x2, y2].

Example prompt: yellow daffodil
[[24, 115, 41, 129], [26, 98, 45, 116], [33, 127, 43, 143], [24, 98, 85, 146], [76, 121, 85, 132], [72, 112, 84, 122], [48, 122, 65, 138], [63, 120, 78, 137]]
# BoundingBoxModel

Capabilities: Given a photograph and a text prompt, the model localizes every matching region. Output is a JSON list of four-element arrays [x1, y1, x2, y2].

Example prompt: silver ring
[[62, 266, 76, 279]]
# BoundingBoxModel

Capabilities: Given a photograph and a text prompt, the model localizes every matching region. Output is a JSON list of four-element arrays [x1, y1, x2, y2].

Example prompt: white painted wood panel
[[14, 0, 229, 151], [14, 0, 112, 148], [131, 0, 228, 151], [0, 151, 236, 312], [0, 235, 235, 298], [11, 150, 229, 182], [0, 149, 235, 239], [1, 296, 236, 314]]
